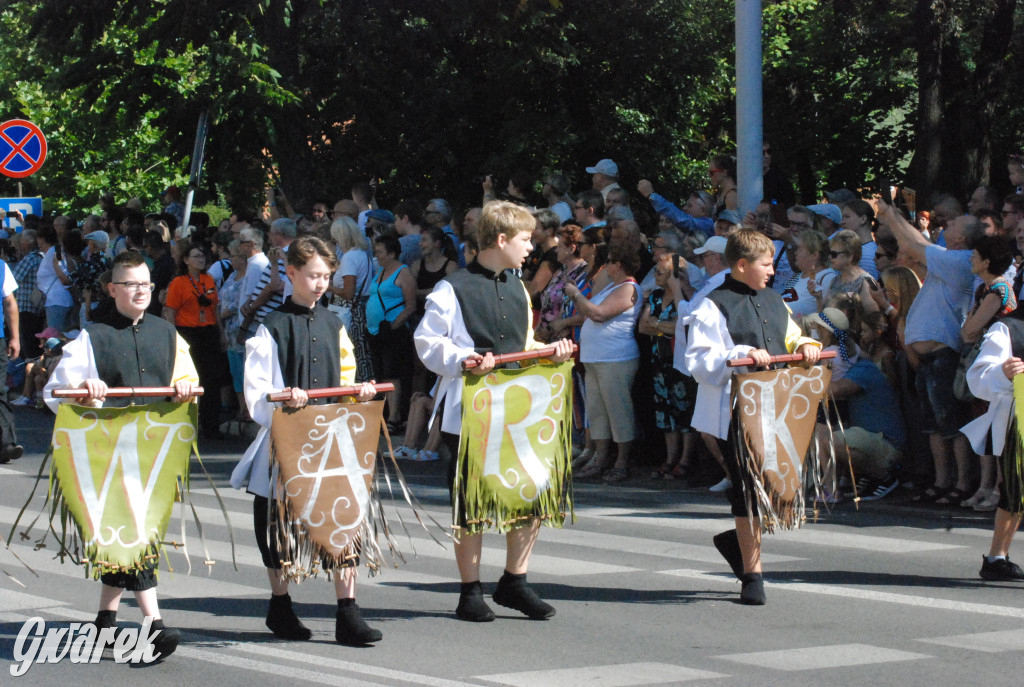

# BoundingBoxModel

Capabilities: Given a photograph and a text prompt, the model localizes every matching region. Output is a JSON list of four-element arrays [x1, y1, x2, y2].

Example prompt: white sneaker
[[11, 396, 33, 407], [709, 477, 732, 493]]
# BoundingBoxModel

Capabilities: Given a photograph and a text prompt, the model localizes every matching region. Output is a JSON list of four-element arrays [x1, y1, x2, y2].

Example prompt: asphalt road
[[1, 405, 1022, 686]]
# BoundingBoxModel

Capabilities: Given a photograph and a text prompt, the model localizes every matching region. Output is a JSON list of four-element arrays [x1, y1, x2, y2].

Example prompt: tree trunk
[[906, 0, 946, 205]]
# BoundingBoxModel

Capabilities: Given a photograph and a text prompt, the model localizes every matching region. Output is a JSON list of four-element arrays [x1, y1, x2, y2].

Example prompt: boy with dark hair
[[45, 249, 201, 659], [231, 236, 380, 646], [415, 201, 573, 622], [684, 229, 820, 605]]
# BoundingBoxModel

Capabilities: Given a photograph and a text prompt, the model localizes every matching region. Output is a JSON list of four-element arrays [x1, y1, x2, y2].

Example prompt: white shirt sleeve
[[243, 324, 284, 428], [684, 298, 754, 387], [414, 281, 476, 379], [43, 330, 98, 413]]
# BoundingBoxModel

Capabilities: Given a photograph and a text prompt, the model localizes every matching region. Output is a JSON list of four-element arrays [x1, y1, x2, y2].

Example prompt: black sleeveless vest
[[444, 261, 529, 356], [705, 275, 790, 357], [261, 298, 342, 404], [86, 311, 177, 407]]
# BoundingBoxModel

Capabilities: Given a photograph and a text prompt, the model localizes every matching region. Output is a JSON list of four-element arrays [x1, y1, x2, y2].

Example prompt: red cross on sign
[[0, 119, 48, 178]]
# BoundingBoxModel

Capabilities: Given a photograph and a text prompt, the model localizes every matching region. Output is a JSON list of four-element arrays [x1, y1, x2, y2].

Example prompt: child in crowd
[[231, 236, 380, 646]]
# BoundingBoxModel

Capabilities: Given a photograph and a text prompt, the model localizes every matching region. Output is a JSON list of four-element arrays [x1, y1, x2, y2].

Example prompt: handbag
[[953, 338, 984, 403]]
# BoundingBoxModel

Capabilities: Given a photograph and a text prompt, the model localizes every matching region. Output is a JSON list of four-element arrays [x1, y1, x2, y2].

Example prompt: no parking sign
[[0, 119, 47, 178]]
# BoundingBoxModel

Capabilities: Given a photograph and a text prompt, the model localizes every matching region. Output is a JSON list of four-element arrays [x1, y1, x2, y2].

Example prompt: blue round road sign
[[0, 119, 48, 179]]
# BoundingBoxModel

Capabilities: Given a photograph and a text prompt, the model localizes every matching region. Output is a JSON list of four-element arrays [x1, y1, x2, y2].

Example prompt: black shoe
[[149, 626, 180, 661], [713, 529, 744, 580], [0, 443, 22, 463], [739, 573, 766, 605], [492, 572, 555, 620], [861, 475, 899, 501], [979, 555, 1024, 581], [456, 581, 495, 622], [335, 603, 382, 646], [266, 594, 312, 640]]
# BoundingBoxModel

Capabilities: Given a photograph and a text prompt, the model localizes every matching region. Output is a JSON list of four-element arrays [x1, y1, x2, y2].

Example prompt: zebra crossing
[[1, 462, 1024, 686]]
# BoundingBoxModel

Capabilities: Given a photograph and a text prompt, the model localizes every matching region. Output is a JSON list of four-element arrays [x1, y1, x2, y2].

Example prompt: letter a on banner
[[457, 362, 574, 534]]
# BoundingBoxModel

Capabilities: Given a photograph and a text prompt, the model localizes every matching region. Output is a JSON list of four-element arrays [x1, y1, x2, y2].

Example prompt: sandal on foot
[[650, 463, 672, 479], [603, 467, 628, 483], [935, 488, 968, 506], [912, 485, 944, 502], [576, 458, 608, 479], [669, 463, 689, 480]]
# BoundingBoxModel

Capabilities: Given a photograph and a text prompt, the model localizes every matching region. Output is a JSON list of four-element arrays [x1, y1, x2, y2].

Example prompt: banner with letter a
[[270, 400, 392, 577], [457, 362, 574, 535], [732, 364, 831, 532], [47, 402, 197, 577]]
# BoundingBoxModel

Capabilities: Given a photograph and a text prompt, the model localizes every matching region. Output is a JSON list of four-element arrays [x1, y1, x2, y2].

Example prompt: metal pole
[[735, 0, 764, 216], [180, 109, 210, 236]]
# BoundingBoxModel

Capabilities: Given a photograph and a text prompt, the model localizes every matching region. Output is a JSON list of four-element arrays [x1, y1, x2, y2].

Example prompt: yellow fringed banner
[[47, 403, 197, 577], [1005, 377, 1024, 514], [456, 362, 574, 535]]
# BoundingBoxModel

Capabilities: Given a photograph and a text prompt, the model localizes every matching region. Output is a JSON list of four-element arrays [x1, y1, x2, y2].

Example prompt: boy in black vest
[[415, 201, 573, 622], [684, 229, 819, 605], [45, 250, 201, 659]]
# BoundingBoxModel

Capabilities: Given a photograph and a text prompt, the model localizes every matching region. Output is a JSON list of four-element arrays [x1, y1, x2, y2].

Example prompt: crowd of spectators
[[1, 150, 1021, 518]]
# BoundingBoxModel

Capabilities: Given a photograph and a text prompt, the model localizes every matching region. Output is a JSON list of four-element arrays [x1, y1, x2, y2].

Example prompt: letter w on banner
[[457, 362, 574, 535], [44, 403, 197, 577], [732, 365, 831, 533]]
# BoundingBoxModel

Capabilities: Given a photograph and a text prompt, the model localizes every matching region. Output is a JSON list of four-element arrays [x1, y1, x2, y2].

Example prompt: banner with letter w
[[46, 403, 197, 577], [732, 364, 831, 532], [457, 362, 574, 535]]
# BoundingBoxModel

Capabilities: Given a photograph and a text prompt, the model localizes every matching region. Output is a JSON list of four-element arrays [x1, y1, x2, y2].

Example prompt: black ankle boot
[[266, 594, 312, 640], [713, 529, 744, 580], [740, 573, 766, 605], [493, 571, 555, 619], [456, 581, 495, 622], [148, 619, 180, 661], [335, 600, 382, 646]]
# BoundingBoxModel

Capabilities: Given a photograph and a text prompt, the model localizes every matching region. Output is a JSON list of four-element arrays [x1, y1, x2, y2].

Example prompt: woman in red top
[[163, 245, 226, 440]]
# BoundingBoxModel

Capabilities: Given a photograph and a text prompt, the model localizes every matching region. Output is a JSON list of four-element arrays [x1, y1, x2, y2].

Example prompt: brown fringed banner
[[270, 400, 391, 578], [732, 364, 831, 532]]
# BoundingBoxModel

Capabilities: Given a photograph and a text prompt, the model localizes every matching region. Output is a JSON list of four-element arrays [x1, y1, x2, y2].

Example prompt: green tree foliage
[[1, 0, 1022, 218]]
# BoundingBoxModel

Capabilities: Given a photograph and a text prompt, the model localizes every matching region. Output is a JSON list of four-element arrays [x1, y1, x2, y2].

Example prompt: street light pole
[[736, 0, 764, 216]]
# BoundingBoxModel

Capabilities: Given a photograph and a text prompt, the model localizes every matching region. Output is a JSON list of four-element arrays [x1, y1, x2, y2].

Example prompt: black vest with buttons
[[445, 261, 528, 355], [86, 310, 177, 408], [261, 298, 342, 405], [706, 275, 790, 357]]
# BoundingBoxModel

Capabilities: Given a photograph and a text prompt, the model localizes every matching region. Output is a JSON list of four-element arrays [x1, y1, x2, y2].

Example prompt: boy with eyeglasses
[[45, 249, 201, 660]]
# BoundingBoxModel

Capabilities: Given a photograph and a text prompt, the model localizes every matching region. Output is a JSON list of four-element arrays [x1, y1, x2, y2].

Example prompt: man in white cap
[[586, 159, 621, 201], [672, 234, 733, 495]]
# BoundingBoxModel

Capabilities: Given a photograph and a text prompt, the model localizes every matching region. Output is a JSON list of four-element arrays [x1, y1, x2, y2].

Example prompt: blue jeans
[[44, 305, 71, 332], [914, 347, 963, 439]]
